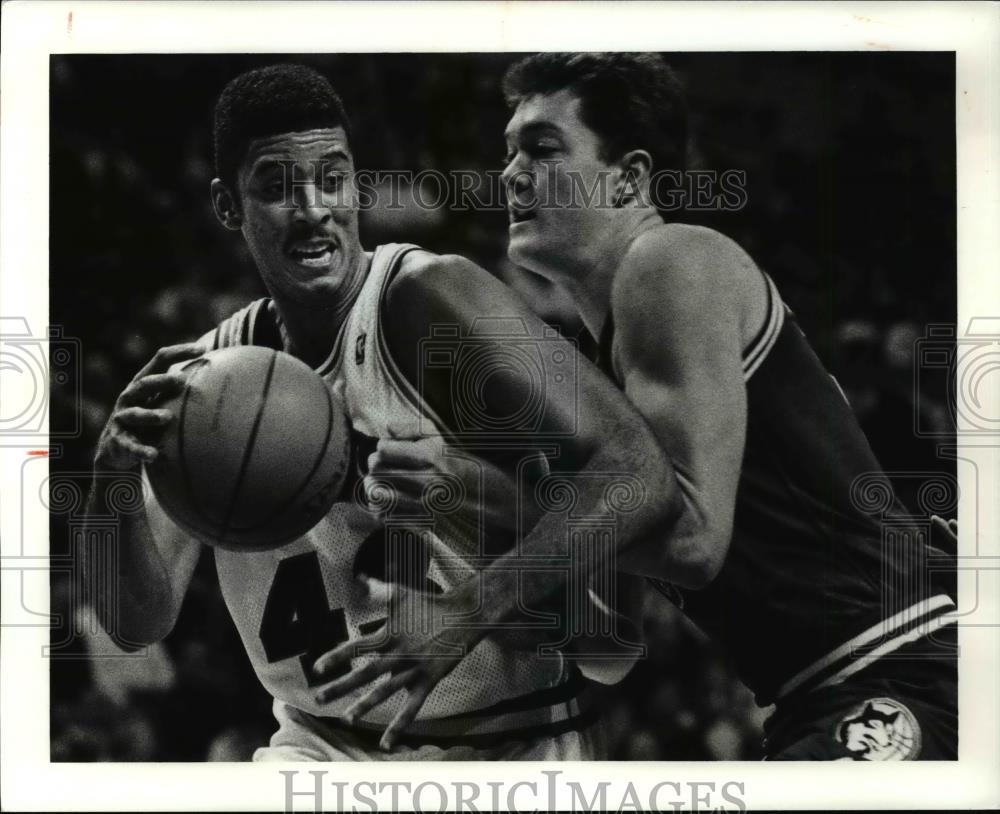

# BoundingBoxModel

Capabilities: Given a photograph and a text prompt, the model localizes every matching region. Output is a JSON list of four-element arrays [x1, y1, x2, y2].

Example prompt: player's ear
[[613, 150, 653, 207], [211, 178, 243, 231]]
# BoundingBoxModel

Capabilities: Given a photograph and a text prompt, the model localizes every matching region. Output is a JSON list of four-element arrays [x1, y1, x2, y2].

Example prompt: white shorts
[[253, 698, 605, 761]]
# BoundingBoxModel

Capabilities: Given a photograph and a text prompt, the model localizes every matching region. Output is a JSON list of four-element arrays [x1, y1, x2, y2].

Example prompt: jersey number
[[258, 551, 349, 687]]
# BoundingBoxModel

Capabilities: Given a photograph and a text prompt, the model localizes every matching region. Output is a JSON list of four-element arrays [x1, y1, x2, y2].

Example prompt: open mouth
[[287, 240, 335, 268]]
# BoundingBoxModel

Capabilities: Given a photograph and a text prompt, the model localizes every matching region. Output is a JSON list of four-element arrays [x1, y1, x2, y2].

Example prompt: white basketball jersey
[[206, 245, 587, 741]]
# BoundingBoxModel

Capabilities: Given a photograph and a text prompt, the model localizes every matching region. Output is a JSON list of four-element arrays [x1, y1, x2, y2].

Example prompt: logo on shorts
[[835, 697, 922, 760]]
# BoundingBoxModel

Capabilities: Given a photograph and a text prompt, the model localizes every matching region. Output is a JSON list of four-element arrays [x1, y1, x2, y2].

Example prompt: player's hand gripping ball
[[146, 346, 351, 551]]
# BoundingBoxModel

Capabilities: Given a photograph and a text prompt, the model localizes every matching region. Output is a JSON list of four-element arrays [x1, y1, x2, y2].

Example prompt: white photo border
[[1, 1, 998, 810]]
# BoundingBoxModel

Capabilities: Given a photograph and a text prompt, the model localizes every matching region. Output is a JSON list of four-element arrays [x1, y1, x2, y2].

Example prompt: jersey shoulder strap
[[196, 298, 281, 352], [742, 271, 785, 381]]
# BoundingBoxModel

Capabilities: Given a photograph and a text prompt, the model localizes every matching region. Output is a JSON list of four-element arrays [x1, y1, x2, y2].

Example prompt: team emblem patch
[[835, 697, 922, 760]]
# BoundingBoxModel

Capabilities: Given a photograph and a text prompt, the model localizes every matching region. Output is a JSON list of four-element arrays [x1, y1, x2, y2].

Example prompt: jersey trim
[[742, 272, 785, 381], [373, 245, 454, 436], [240, 303, 254, 346], [777, 594, 956, 700], [305, 673, 603, 749], [315, 250, 381, 377], [815, 614, 957, 692], [315, 314, 350, 379], [212, 294, 351, 377], [250, 299, 282, 350]]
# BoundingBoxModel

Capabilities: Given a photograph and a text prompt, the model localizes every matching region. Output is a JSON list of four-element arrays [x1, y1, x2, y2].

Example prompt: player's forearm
[[82, 468, 183, 649], [467, 424, 683, 630], [614, 472, 731, 588]]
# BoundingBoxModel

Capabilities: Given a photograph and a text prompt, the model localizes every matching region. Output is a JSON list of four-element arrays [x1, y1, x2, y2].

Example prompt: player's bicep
[[622, 353, 746, 516], [613, 232, 748, 546]]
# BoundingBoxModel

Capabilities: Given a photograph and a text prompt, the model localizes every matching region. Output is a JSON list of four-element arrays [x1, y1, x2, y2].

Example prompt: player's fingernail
[[315, 690, 327, 704]]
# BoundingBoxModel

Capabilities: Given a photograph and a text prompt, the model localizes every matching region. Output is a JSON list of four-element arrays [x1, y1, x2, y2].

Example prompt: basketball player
[[85, 64, 675, 760], [313, 53, 958, 760]]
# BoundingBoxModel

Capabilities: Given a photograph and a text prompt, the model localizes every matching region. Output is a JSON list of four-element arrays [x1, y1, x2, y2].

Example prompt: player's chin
[[507, 225, 546, 268]]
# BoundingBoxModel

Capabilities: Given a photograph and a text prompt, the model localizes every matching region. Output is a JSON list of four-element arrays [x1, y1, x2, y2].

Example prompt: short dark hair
[[213, 63, 352, 189], [503, 53, 688, 175]]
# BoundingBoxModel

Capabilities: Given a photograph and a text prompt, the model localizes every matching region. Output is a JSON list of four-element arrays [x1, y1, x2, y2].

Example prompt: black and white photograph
[[2, 2, 999, 811]]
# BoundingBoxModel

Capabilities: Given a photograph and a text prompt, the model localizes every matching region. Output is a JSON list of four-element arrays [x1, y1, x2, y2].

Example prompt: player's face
[[234, 127, 363, 303], [502, 90, 623, 282]]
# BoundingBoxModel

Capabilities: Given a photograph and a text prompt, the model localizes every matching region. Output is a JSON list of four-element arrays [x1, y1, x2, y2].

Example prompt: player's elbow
[[90, 582, 181, 652], [672, 540, 726, 589], [620, 489, 729, 590], [97, 609, 176, 653], [112, 627, 165, 654], [670, 486, 735, 589], [672, 510, 734, 588]]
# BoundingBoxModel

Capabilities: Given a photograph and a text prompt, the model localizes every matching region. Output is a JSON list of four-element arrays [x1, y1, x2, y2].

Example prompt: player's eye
[[529, 141, 560, 157], [258, 177, 286, 199], [323, 172, 346, 192]]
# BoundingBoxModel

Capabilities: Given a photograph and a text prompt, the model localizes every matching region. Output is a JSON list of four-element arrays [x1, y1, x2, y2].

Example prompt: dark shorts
[[763, 626, 957, 761]]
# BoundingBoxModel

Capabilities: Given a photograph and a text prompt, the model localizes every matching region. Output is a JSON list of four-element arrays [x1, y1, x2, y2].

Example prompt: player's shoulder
[[394, 248, 482, 286], [614, 223, 764, 335], [620, 223, 758, 288], [198, 297, 273, 351], [387, 248, 493, 311]]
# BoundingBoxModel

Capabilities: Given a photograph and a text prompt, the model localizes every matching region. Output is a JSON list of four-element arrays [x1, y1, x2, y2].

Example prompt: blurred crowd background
[[49, 52, 956, 761]]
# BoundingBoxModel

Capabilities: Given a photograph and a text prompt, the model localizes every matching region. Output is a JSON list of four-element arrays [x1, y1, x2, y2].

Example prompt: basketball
[[146, 346, 352, 551]]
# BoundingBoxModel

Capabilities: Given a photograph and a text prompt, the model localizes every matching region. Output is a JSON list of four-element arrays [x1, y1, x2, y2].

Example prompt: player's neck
[[568, 210, 662, 342], [271, 253, 371, 368]]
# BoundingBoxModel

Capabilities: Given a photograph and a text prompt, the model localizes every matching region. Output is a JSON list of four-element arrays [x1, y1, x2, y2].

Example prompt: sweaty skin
[[85, 122, 684, 752], [310, 87, 774, 748]]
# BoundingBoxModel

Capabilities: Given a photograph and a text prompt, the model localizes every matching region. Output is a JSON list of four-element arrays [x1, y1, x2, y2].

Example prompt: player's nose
[[502, 165, 535, 209], [291, 182, 332, 225], [501, 157, 532, 190]]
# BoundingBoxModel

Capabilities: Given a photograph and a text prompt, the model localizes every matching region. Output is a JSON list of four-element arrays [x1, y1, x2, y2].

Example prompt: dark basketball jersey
[[595, 272, 956, 706]]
